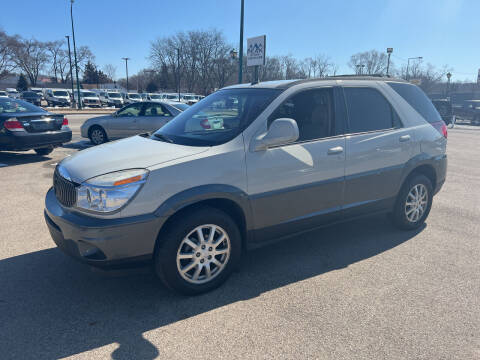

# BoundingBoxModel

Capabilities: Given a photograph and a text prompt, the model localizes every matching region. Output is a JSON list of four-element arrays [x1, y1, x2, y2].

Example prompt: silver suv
[[44, 77, 447, 295]]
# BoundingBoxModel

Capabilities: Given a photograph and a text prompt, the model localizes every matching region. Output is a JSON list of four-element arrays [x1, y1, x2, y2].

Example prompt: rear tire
[[88, 126, 108, 145], [391, 174, 433, 230], [154, 207, 242, 295], [34, 147, 53, 156]]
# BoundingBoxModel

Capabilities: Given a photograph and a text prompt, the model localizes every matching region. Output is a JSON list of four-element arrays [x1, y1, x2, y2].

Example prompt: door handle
[[399, 135, 411, 142], [327, 146, 344, 155]]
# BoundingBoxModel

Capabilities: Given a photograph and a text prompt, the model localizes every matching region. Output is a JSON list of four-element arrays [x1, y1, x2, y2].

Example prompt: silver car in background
[[80, 101, 187, 144]]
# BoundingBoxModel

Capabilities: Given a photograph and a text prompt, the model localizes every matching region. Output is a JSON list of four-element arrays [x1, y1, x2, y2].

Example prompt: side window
[[268, 88, 335, 142], [117, 103, 142, 117], [144, 103, 171, 117], [344, 87, 396, 133]]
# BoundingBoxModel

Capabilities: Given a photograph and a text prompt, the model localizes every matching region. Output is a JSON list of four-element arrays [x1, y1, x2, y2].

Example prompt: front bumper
[[44, 187, 165, 268], [0, 128, 72, 151]]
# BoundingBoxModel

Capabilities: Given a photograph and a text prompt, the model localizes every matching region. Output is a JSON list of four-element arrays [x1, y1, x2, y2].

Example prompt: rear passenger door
[[137, 103, 173, 133], [342, 86, 416, 216], [247, 87, 347, 243]]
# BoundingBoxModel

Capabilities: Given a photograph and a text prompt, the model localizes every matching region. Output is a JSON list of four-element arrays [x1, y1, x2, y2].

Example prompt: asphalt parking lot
[[0, 120, 479, 359]]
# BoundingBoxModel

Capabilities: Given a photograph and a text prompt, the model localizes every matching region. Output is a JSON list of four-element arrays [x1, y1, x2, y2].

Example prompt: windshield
[[108, 93, 121, 98], [166, 94, 178, 99], [53, 91, 68, 96], [82, 92, 97, 98], [0, 91, 7, 96], [22, 92, 38, 97], [150, 94, 161, 99], [152, 88, 281, 146], [129, 93, 141, 99], [0, 98, 45, 114], [183, 95, 195, 100]]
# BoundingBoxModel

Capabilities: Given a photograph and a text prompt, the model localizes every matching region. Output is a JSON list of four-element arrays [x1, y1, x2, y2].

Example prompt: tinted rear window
[[344, 87, 396, 133], [387, 82, 441, 123]]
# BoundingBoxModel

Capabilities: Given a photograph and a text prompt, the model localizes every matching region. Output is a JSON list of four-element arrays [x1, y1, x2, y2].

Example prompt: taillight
[[4, 118, 24, 131], [430, 121, 447, 139], [62, 116, 69, 126], [200, 119, 211, 129]]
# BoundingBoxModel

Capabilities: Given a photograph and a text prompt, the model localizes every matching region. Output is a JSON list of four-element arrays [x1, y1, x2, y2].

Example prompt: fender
[[154, 183, 255, 236], [398, 152, 447, 193]]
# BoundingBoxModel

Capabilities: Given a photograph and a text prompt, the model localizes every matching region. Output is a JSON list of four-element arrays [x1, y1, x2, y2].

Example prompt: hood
[[59, 135, 209, 183]]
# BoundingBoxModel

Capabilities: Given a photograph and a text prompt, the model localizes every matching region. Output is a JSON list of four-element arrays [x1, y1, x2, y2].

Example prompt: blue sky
[[0, 0, 477, 81]]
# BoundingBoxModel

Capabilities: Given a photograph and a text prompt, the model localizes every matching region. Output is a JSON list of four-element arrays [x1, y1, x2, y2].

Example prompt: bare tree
[[0, 30, 16, 79], [10, 37, 49, 86], [103, 64, 117, 81], [348, 50, 390, 75], [76, 46, 94, 76], [46, 40, 64, 82], [397, 61, 452, 93]]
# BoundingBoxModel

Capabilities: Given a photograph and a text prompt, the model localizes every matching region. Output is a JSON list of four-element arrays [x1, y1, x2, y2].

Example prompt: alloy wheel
[[176, 224, 231, 285], [405, 184, 428, 223], [90, 129, 104, 144]]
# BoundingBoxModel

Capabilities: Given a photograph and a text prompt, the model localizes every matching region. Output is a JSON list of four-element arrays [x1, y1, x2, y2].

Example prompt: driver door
[[108, 103, 143, 139], [246, 87, 346, 243]]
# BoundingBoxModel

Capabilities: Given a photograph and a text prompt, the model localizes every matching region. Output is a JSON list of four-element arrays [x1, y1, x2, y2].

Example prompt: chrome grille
[[53, 168, 77, 207]]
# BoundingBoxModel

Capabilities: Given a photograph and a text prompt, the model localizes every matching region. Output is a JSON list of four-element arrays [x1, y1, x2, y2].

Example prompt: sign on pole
[[247, 35, 266, 67]]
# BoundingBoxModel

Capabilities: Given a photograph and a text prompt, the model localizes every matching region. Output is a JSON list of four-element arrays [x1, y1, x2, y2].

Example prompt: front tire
[[392, 174, 433, 230], [154, 207, 242, 295], [88, 126, 108, 145]]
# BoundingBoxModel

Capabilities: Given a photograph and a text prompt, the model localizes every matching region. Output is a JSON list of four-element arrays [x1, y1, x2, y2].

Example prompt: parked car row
[[0, 87, 206, 109]]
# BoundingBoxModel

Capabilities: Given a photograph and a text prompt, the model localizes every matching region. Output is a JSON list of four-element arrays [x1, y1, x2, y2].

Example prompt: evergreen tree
[[16, 74, 28, 91], [146, 81, 158, 93]]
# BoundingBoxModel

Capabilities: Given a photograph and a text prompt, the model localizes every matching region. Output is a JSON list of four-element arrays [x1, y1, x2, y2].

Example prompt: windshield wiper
[[153, 133, 174, 143]]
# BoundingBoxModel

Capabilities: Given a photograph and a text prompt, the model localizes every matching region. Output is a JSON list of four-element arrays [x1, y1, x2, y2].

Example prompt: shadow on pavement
[[0, 151, 51, 167], [61, 140, 92, 150], [0, 215, 425, 359]]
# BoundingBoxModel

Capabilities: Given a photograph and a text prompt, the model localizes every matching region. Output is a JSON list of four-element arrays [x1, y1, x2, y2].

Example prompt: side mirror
[[253, 118, 299, 151]]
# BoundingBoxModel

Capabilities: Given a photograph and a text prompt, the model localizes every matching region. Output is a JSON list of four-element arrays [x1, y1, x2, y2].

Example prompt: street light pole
[[446, 72, 452, 97], [238, 0, 244, 84], [386, 48, 393, 76], [65, 35, 75, 107], [122, 57, 130, 91], [176, 48, 181, 101], [70, 0, 82, 109], [406, 56, 423, 81]]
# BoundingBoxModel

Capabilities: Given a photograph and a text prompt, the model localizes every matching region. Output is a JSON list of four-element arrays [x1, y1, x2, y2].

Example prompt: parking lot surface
[[0, 122, 479, 359]]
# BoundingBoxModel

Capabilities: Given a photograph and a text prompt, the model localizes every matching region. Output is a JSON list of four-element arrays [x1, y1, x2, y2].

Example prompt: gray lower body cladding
[[44, 188, 164, 268]]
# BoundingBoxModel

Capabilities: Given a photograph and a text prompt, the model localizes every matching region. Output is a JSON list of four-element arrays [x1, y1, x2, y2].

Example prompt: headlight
[[76, 169, 149, 213]]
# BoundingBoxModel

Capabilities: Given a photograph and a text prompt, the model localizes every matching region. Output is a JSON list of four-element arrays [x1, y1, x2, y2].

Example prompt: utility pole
[[238, 0, 244, 84], [386, 48, 393, 76], [122, 58, 130, 92], [177, 48, 181, 101], [65, 35, 75, 107], [406, 56, 423, 81], [70, 0, 82, 109]]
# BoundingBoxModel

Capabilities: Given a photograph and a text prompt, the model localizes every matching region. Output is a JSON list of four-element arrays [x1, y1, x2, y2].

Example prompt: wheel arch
[[399, 154, 439, 193], [154, 185, 254, 251]]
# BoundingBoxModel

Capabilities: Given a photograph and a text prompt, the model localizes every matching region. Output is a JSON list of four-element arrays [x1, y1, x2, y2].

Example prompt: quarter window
[[387, 82, 442, 124], [268, 88, 335, 142], [344, 87, 396, 133]]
